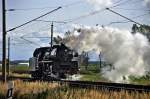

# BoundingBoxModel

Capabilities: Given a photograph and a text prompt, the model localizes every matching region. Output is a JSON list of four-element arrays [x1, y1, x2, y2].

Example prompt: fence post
[[7, 81, 14, 99]]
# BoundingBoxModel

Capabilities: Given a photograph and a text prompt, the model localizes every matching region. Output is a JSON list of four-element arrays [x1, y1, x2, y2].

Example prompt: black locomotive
[[29, 43, 79, 80]]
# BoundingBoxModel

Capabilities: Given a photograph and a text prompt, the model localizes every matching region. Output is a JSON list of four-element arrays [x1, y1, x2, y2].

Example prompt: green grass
[[79, 64, 107, 81], [79, 64, 150, 84], [129, 75, 150, 85], [11, 65, 29, 71], [0, 65, 29, 72], [80, 72, 105, 81]]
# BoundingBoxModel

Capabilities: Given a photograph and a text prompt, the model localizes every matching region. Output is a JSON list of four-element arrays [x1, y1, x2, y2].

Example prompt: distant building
[[18, 62, 29, 66]]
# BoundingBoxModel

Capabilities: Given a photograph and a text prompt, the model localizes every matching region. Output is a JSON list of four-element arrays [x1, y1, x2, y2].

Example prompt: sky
[[0, 0, 150, 60]]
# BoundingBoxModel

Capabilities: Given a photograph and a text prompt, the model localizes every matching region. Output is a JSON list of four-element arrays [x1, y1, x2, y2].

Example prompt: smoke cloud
[[64, 25, 150, 83]]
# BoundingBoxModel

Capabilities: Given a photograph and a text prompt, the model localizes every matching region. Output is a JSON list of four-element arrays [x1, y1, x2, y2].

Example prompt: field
[[0, 64, 150, 98], [79, 63, 150, 85], [79, 64, 107, 81], [1, 63, 150, 84], [0, 65, 29, 72], [0, 80, 150, 99]]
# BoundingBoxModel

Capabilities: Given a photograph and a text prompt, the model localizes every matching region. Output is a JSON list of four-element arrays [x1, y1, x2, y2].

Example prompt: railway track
[[64, 80, 150, 92], [3, 76, 150, 92]]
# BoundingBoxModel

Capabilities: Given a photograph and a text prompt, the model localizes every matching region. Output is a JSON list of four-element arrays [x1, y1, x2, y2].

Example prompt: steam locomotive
[[29, 43, 79, 80]]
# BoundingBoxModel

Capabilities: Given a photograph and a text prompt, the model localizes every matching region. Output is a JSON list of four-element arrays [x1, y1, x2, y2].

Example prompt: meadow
[[1, 63, 150, 84], [0, 64, 150, 99], [0, 80, 150, 99]]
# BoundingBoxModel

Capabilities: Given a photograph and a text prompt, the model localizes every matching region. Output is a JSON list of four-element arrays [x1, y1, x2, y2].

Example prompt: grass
[[0, 63, 150, 99], [129, 75, 150, 85], [79, 64, 107, 81], [79, 64, 150, 85], [0, 65, 29, 72], [0, 80, 59, 99], [1, 63, 150, 85], [9, 73, 31, 77], [0, 80, 150, 99]]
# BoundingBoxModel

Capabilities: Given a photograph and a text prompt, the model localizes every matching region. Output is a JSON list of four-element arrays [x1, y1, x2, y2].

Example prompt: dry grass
[[0, 80, 150, 99], [9, 72, 30, 77], [0, 80, 59, 99]]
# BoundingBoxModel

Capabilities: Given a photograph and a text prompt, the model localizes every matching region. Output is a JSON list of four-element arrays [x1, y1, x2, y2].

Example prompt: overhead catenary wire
[[113, 7, 150, 12], [106, 8, 142, 26], [7, 0, 141, 35], [21, 36, 50, 38], [35, 20, 67, 24], [110, 0, 141, 8], [6, 0, 147, 47], [57, 0, 138, 24], [6, 7, 62, 33], [20, 37, 41, 47], [63, 9, 106, 23], [6, 1, 83, 11], [105, 12, 150, 26], [113, 0, 126, 5]]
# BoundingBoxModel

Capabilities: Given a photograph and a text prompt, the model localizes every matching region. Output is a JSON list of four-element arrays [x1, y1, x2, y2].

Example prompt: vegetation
[[79, 63, 150, 85], [0, 65, 29, 72], [10, 65, 29, 72], [129, 75, 150, 85], [0, 80, 150, 99], [132, 24, 150, 41], [79, 63, 108, 81]]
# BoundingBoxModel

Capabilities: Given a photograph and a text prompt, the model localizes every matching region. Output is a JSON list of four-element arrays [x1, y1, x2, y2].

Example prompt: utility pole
[[51, 22, 53, 47], [7, 37, 10, 76], [99, 51, 102, 72], [2, 0, 7, 82]]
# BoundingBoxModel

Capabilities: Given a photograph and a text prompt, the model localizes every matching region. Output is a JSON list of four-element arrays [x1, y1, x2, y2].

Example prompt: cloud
[[144, 0, 150, 7], [144, 0, 150, 4], [85, 0, 113, 9]]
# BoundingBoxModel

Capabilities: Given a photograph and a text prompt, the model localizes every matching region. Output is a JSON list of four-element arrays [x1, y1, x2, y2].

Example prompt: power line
[[6, 7, 62, 32], [113, 8, 150, 12], [113, 0, 126, 4], [63, 9, 106, 23], [20, 37, 41, 46], [58, 0, 137, 24], [106, 21, 130, 26], [6, 1, 82, 11], [12, 36, 49, 46], [21, 36, 50, 38], [105, 13, 150, 26], [35, 20, 67, 24], [11, 21, 51, 37], [106, 8, 142, 25], [111, 0, 141, 8]]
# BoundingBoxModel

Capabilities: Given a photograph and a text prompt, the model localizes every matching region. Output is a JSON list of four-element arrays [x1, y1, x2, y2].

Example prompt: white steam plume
[[65, 25, 150, 83]]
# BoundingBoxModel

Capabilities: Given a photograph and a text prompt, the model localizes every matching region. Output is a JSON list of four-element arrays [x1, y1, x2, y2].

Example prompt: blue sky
[[0, 0, 150, 60]]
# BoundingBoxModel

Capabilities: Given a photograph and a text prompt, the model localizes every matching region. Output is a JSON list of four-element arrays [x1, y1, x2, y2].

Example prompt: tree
[[79, 51, 89, 70], [131, 24, 138, 34], [131, 24, 150, 41]]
